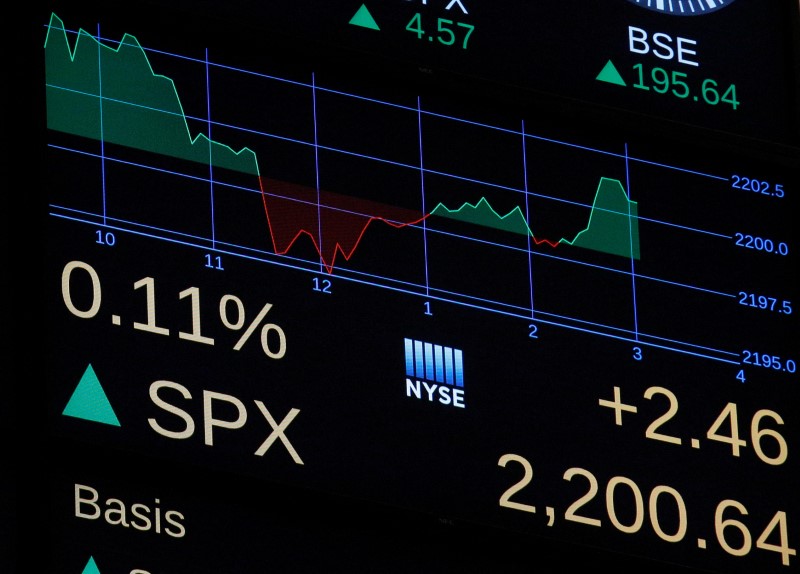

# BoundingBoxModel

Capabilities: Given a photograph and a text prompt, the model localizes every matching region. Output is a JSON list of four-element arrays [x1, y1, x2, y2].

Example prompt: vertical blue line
[[434, 345, 444, 383], [404, 338, 415, 377], [417, 97, 431, 298], [312, 73, 323, 273], [454, 349, 464, 388], [205, 48, 216, 247], [424, 342, 434, 380], [522, 121, 535, 320], [96, 24, 107, 226], [414, 340, 424, 378], [444, 347, 454, 385], [625, 143, 640, 342]]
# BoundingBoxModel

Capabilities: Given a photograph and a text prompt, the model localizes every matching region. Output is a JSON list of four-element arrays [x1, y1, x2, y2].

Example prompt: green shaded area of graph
[[430, 177, 640, 259], [45, 12, 639, 260], [44, 13, 259, 175]]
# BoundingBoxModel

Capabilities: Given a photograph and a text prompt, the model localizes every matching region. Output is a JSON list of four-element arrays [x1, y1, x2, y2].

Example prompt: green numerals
[[633, 64, 739, 109], [406, 12, 474, 49]]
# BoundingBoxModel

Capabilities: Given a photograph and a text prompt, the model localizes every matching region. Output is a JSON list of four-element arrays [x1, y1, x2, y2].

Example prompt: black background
[[13, 1, 800, 573]]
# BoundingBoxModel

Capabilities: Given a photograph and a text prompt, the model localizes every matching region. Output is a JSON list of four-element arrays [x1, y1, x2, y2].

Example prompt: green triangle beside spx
[[81, 556, 102, 574], [596, 60, 626, 86], [350, 4, 380, 30], [63, 364, 121, 426]]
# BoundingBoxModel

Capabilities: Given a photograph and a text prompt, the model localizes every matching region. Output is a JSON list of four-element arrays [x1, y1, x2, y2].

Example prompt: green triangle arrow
[[596, 60, 626, 86], [350, 4, 380, 30], [81, 556, 102, 574], [63, 364, 121, 426]]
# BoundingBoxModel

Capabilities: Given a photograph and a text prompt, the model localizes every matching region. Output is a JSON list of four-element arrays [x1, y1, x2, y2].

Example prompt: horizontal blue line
[[49, 142, 732, 247], [51, 21, 728, 187], [48, 208, 742, 364]]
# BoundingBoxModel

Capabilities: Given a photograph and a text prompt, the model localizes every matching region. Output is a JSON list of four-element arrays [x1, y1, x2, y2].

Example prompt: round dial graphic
[[626, 0, 738, 15]]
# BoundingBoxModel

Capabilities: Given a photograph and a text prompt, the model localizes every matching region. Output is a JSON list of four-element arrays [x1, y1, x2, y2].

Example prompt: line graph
[[43, 12, 795, 368], [430, 177, 639, 259], [44, 12, 638, 270], [258, 177, 428, 273], [44, 13, 259, 174]]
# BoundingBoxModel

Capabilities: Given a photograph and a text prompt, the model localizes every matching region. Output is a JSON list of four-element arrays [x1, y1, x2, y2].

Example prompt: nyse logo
[[404, 338, 465, 408]]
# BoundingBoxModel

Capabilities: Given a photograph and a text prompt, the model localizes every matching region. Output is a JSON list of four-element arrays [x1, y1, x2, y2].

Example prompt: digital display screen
[[27, 1, 800, 572]]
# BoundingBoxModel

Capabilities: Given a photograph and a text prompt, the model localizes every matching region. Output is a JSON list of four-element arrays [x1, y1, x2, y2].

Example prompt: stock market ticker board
[[31, 1, 800, 572]]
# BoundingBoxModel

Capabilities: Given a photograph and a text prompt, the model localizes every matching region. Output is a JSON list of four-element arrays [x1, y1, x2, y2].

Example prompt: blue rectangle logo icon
[[404, 338, 463, 387]]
